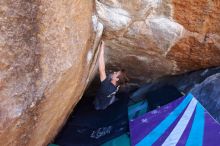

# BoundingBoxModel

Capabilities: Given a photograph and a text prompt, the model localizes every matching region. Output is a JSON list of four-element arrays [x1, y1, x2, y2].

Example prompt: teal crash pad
[[102, 100, 148, 146], [101, 134, 130, 146], [128, 100, 148, 120], [48, 144, 59, 146]]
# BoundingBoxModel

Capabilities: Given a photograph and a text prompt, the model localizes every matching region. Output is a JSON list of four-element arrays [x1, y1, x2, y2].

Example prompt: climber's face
[[110, 71, 121, 82]]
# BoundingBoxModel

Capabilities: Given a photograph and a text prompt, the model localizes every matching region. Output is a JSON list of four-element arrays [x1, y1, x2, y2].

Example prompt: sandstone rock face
[[0, 0, 101, 145], [96, 0, 220, 83]]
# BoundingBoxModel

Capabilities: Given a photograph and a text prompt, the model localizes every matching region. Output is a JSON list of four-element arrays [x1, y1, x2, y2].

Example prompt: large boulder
[[96, 0, 220, 83], [129, 67, 220, 102], [191, 73, 220, 123], [0, 0, 102, 145]]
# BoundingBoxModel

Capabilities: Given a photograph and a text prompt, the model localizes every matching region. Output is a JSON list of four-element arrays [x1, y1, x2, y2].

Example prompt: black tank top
[[94, 76, 119, 110]]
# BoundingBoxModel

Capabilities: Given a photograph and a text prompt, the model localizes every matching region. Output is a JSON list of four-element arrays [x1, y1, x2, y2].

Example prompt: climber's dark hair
[[116, 69, 129, 86]]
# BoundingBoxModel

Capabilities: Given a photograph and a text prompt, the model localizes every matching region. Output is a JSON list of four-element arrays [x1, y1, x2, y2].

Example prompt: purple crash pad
[[129, 93, 220, 146]]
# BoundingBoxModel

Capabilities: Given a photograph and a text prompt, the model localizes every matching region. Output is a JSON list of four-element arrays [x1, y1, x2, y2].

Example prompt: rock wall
[[96, 0, 220, 83], [191, 73, 220, 123], [129, 66, 220, 102], [0, 0, 101, 145]]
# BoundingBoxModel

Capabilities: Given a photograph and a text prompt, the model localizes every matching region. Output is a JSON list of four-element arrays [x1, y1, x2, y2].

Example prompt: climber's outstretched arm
[[98, 41, 106, 81]]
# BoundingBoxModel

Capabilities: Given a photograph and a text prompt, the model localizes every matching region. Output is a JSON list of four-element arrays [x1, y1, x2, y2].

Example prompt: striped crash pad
[[129, 93, 220, 146]]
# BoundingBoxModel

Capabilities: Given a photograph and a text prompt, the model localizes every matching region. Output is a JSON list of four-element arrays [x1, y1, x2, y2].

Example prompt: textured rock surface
[[0, 0, 100, 145], [96, 0, 220, 83], [129, 67, 220, 102], [191, 73, 220, 123]]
